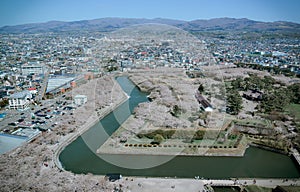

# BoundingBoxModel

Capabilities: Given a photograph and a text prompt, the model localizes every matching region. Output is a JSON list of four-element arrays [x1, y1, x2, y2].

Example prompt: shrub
[[153, 134, 164, 144], [137, 129, 175, 139]]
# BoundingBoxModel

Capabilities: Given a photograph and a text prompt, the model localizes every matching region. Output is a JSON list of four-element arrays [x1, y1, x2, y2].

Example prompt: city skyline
[[0, 0, 299, 27]]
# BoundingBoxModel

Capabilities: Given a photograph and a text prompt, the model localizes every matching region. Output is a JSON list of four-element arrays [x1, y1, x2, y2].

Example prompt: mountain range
[[1, 17, 300, 33]]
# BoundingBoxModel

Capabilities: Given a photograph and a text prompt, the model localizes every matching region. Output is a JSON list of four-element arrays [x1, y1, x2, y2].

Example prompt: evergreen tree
[[226, 89, 243, 115], [260, 87, 293, 113], [171, 105, 181, 117], [198, 84, 204, 93], [231, 77, 244, 90], [288, 83, 300, 104]]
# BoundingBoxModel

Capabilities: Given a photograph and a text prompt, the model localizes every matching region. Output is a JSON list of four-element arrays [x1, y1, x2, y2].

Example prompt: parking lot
[[0, 93, 76, 153]]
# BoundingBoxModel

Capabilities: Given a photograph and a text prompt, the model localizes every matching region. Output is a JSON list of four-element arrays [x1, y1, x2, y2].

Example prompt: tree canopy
[[259, 87, 293, 113], [288, 83, 300, 104], [226, 88, 243, 115], [230, 75, 298, 113]]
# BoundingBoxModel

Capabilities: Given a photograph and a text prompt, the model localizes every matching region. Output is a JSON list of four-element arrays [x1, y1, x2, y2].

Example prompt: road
[[202, 178, 300, 188], [37, 71, 49, 101], [112, 177, 300, 192]]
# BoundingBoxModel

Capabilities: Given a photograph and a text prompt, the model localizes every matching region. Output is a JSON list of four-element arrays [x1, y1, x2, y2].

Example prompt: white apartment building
[[9, 90, 32, 110]]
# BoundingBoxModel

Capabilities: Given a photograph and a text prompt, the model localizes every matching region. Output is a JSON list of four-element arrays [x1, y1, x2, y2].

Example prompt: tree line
[[235, 63, 300, 78], [227, 74, 300, 114]]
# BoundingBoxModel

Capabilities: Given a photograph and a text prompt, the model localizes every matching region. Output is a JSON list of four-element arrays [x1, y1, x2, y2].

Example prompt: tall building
[[9, 90, 32, 110]]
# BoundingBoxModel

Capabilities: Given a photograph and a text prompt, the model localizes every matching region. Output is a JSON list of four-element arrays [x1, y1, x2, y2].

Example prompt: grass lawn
[[285, 103, 300, 130], [234, 118, 272, 128], [279, 186, 300, 192], [285, 103, 300, 121]]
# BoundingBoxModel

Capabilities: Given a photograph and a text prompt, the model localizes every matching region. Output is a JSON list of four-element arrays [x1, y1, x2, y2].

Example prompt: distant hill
[[0, 18, 185, 33], [178, 17, 300, 32], [0, 17, 299, 33]]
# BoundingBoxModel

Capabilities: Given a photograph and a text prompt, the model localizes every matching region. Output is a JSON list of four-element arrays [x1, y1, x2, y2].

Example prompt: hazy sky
[[0, 0, 299, 27]]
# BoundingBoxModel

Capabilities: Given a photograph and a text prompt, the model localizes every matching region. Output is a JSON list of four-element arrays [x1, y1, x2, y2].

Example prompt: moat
[[59, 76, 300, 179]]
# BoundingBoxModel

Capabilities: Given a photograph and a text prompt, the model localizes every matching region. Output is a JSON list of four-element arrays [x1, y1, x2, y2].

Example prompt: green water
[[59, 76, 300, 179]]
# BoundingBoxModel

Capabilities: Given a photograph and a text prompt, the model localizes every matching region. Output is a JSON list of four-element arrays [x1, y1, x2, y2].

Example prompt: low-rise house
[[28, 87, 38, 95], [9, 90, 32, 110], [243, 90, 263, 101], [195, 91, 213, 112], [74, 95, 87, 106]]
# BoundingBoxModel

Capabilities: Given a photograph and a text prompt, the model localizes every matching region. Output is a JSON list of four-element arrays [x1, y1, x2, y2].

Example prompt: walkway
[[116, 177, 207, 192], [291, 148, 300, 167], [202, 178, 300, 188], [112, 177, 300, 192]]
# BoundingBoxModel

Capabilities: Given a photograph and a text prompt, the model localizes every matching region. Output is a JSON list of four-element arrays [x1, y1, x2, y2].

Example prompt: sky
[[0, 0, 299, 27]]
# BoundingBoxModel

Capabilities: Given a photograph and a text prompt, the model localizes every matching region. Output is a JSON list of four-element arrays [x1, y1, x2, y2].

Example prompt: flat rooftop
[[0, 134, 27, 155], [12, 128, 40, 139], [46, 76, 76, 93], [9, 90, 31, 99]]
